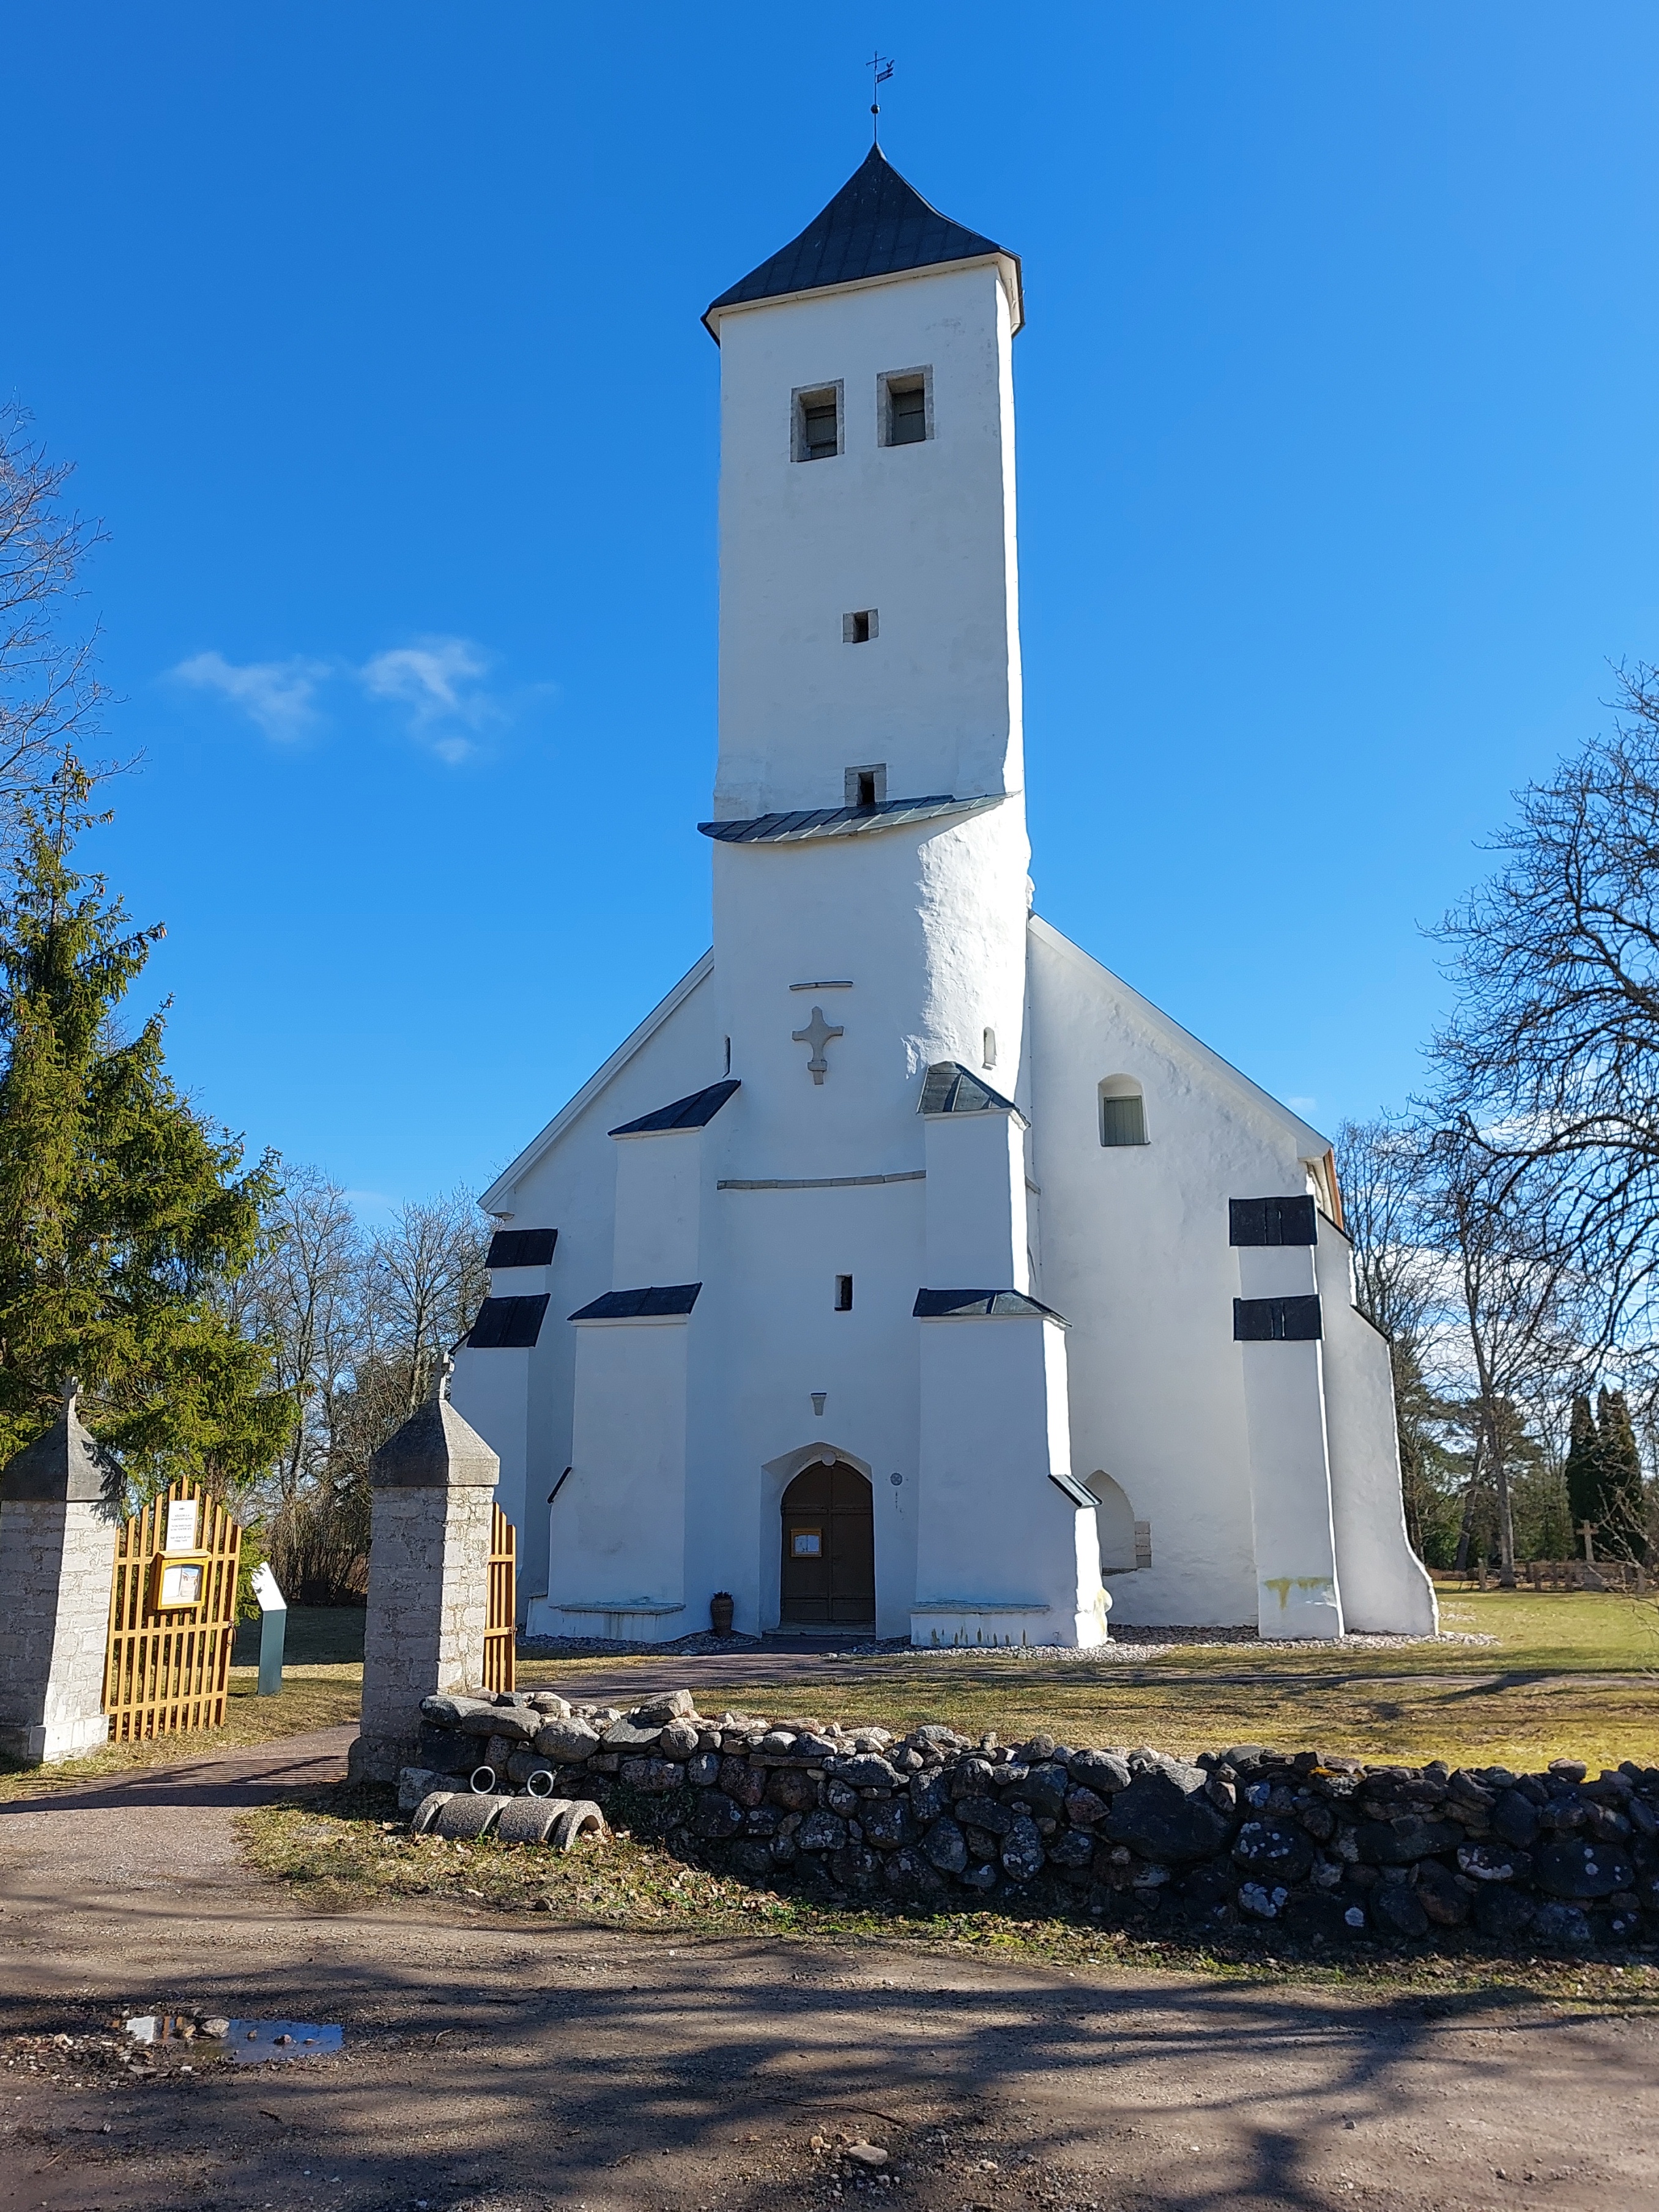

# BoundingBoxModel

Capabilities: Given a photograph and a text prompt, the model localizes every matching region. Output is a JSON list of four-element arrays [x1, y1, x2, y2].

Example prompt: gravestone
[[0, 1386, 125, 1763], [349, 1362, 500, 1784]]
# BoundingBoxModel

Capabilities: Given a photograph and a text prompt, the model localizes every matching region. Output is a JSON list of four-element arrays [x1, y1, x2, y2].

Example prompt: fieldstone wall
[[404, 1687, 1659, 1953]]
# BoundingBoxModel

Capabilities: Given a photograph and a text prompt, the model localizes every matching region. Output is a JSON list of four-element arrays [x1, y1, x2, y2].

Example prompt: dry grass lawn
[[0, 1605, 365, 1802], [521, 1586, 1659, 1775], [6, 1587, 1657, 1800]]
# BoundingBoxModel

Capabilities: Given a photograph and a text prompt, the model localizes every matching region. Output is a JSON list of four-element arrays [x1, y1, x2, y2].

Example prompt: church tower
[[700, 149, 1109, 1647]]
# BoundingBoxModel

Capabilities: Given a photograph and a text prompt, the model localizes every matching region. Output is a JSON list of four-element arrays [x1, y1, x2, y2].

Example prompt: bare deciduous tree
[[367, 1190, 491, 1415], [1423, 1133, 1586, 1586], [240, 1175, 491, 1603], [1433, 662, 1659, 1356], [0, 404, 110, 818]]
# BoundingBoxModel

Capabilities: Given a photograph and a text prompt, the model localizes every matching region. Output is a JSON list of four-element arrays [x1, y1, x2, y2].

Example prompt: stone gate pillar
[[351, 1365, 500, 1784], [0, 1387, 125, 1764]]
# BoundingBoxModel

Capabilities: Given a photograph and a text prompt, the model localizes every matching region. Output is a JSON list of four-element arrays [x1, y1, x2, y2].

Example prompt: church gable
[[478, 951, 716, 1215], [1026, 915, 1328, 1174]]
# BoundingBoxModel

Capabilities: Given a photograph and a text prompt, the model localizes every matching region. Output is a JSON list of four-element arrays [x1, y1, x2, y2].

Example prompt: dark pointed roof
[[609, 1079, 740, 1137], [703, 146, 1020, 338]]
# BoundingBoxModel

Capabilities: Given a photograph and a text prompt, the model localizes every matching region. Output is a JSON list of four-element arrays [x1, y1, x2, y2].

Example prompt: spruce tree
[[1563, 1392, 1600, 1546], [0, 768, 291, 1492], [1594, 1389, 1647, 1562]]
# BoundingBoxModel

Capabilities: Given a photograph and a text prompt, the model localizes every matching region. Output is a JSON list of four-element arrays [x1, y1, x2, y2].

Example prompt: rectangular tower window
[[879, 368, 931, 447], [793, 382, 842, 462], [835, 1274, 853, 1311], [844, 763, 887, 808], [842, 609, 877, 644]]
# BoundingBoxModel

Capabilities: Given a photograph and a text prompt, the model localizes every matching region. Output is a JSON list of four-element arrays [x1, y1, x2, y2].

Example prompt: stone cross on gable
[[791, 1004, 844, 1084]]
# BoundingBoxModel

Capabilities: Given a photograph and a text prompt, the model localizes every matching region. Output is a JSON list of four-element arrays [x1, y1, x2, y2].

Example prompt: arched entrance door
[[780, 1461, 874, 1627]]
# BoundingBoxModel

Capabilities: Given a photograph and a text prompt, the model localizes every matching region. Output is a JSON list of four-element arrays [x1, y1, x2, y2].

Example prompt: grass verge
[[0, 1662, 360, 1802]]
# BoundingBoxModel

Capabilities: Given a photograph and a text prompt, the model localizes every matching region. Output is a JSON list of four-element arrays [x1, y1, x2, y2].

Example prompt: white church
[[452, 147, 1436, 1648]]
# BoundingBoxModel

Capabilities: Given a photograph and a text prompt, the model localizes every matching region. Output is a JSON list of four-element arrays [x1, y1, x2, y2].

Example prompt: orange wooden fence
[[104, 1482, 242, 1742], [483, 1502, 516, 1693]]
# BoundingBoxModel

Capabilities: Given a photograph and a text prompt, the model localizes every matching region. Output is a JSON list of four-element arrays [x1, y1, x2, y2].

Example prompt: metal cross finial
[[867, 50, 894, 143], [792, 1004, 844, 1084]]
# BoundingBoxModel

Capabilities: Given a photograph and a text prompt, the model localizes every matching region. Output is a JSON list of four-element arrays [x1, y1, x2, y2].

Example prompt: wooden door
[[780, 1462, 874, 1625]]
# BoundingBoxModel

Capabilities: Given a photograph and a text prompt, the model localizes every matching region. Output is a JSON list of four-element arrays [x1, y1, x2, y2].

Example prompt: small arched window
[[1099, 1075, 1148, 1147]]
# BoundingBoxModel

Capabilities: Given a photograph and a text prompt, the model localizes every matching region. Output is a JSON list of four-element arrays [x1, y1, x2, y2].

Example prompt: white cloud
[[172, 633, 536, 765], [358, 636, 500, 759], [1288, 1096, 1319, 1114], [171, 650, 329, 741]]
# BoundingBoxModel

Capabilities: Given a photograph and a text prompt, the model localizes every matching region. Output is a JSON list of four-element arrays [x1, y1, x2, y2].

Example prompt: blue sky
[[7, 4, 1657, 1214]]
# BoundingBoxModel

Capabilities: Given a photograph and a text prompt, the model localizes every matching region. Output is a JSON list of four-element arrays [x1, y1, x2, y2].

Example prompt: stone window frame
[[877, 364, 933, 447], [792, 379, 844, 463]]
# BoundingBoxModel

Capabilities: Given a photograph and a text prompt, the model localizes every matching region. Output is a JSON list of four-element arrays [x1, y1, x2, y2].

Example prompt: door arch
[[780, 1461, 874, 1627]]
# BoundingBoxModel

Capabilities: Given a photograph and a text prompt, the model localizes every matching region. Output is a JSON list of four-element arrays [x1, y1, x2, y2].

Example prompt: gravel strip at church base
[[519, 1627, 1494, 1662]]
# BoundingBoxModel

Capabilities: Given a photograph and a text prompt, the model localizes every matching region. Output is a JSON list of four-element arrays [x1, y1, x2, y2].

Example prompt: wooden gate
[[483, 1502, 516, 1693], [104, 1483, 242, 1742]]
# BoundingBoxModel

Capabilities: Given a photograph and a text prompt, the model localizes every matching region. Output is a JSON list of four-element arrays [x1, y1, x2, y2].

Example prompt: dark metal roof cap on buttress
[[703, 145, 1022, 336]]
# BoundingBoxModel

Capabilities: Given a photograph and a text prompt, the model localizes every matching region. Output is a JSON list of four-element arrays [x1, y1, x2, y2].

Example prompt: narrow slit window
[[795, 384, 841, 462], [983, 1026, 997, 1069], [844, 763, 887, 808], [835, 1274, 853, 1311], [842, 609, 877, 644]]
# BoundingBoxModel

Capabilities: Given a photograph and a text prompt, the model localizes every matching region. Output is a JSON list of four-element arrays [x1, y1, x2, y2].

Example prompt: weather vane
[[868, 50, 894, 143]]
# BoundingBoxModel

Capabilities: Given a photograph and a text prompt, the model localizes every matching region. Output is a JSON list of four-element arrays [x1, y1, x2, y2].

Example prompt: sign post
[[251, 1562, 287, 1696]]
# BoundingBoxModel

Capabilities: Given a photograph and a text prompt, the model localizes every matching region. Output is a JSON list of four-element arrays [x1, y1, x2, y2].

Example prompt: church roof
[[609, 1078, 740, 1137], [570, 1283, 702, 1322], [703, 146, 1022, 337], [918, 1061, 1022, 1119], [700, 793, 1000, 845], [913, 1288, 1069, 1326]]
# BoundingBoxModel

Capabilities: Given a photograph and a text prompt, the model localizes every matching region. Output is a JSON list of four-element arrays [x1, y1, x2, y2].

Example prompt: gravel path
[[1, 1729, 1655, 2211]]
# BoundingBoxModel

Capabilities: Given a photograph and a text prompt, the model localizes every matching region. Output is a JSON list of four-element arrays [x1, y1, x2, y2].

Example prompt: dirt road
[[1, 1729, 1655, 2212]]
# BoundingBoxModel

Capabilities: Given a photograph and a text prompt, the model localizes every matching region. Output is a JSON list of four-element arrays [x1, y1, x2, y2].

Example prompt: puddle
[[125, 2014, 344, 2063], [222, 2020, 344, 2063]]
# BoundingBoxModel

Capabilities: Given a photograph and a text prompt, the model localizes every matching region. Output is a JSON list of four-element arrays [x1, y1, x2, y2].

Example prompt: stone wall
[[0, 1496, 122, 1764], [403, 1687, 1659, 1953]]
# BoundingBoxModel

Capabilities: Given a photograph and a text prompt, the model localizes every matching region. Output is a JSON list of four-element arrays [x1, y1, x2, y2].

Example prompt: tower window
[[983, 1027, 997, 1069], [793, 382, 842, 462], [844, 763, 887, 809], [835, 1274, 853, 1310], [842, 609, 877, 644], [1099, 1075, 1148, 1147], [879, 367, 932, 447]]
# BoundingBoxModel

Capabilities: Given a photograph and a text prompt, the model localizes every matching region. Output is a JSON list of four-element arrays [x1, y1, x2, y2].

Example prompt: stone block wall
[[0, 1497, 122, 1763], [357, 1486, 495, 1782], [406, 1687, 1659, 1954]]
